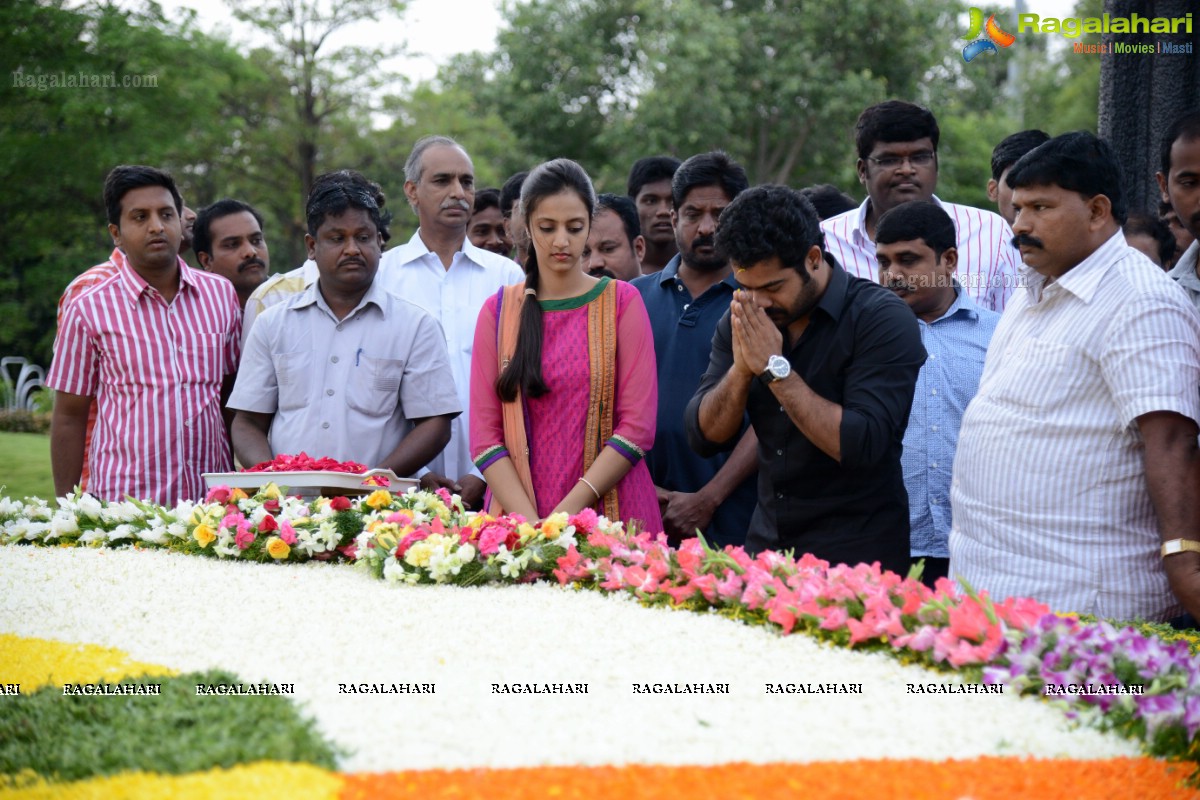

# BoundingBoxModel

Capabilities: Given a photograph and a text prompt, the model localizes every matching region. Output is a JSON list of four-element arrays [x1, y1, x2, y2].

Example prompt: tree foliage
[[4, 0, 1103, 368]]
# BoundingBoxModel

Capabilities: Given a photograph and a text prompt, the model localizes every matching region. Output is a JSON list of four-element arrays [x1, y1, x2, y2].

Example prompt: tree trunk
[[1098, 0, 1200, 213]]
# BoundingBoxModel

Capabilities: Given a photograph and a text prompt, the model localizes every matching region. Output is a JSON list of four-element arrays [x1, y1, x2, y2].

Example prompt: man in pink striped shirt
[[821, 101, 1020, 312], [47, 165, 241, 505]]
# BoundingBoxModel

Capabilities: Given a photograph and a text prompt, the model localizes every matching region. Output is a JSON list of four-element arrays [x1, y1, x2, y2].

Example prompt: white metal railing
[[1, 357, 47, 411]]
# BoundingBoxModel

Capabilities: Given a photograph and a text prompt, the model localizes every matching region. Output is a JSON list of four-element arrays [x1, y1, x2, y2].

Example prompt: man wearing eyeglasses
[[821, 101, 1021, 311]]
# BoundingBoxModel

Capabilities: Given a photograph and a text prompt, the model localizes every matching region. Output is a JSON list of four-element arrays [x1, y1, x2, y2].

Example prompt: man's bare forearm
[[697, 368, 754, 446]]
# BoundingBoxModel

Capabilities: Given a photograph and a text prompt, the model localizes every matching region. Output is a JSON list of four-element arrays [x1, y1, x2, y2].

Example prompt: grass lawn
[[0, 432, 53, 500]]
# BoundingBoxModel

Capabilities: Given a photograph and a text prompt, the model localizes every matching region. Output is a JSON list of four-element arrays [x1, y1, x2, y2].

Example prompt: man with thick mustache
[[821, 100, 1020, 312], [193, 199, 270, 309], [632, 152, 758, 547], [377, 136, 523, 510], [229, 170, 460, 476], [951, 132, 1200, 623]]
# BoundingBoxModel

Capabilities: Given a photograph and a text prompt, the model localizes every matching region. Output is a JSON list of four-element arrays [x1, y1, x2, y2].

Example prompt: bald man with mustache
[[376, 135, 524, 512]]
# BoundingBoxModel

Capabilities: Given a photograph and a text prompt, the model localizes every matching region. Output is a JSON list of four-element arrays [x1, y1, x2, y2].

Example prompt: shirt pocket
[[182, 333, 226, 386], [273, 350, 312, 411], [347, 354, 404, 417], [985, 338, 1089, 415]]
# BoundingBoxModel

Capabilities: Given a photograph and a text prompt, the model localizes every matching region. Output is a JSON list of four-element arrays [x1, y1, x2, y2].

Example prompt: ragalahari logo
[[962, 7, 1017, 62]]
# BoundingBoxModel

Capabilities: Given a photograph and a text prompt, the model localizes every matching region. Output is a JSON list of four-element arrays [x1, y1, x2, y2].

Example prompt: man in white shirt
[[950, 132, 1200, 622], [378, 135, 524, 510], [229, 171, 460, 475], [821, 100, 1020, 312]]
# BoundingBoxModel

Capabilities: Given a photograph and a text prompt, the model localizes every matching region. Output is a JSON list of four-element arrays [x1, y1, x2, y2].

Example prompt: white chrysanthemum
[[76, 494, 103, 518], [50, 510, 80, 537]]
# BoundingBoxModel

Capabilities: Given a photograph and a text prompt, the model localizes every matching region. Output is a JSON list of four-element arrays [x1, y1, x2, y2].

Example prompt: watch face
[[767, 355, 790, 379]]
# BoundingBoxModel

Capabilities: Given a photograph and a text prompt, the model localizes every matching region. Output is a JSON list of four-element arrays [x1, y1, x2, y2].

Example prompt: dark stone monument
[[1098, 0, 1199, 212]]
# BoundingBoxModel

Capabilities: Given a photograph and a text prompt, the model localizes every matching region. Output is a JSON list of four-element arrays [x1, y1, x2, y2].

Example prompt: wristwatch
[[760, 354, 791, 384], [1161, 539, 1200, 558]]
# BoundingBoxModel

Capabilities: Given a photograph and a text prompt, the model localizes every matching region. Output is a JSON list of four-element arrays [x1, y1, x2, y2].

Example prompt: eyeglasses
[[866, 151, 936, 169]]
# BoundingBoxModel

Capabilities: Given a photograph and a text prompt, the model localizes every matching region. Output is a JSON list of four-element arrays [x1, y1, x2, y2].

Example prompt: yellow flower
[[266, 536, 290, 560], [404, 540, 435, 568], [364, 489, 393, 509], [373, 523, 401, 551], [541, 512, 568, 540], [517, 522, 537, 542], [230, 488, 249, 502], [193, 524, 216, 548], [259, 482, 283, 500], [468, 514, 489, 530]]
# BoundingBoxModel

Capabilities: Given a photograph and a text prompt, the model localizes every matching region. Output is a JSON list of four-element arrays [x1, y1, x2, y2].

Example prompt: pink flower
[[279, 520, 297, 546], [385, 512, 413, 526], [568, 507, 599, 534], [947, 599, 994, 643], [817, 605, 849, 631], [768, 603, 797, 634], [204, 486, 231, 504], [257, 514, 278, 534], [715, 569, 744, 603], [435, 487, 454, 505], [262, 499, 281, 514], [478, 524, 512, 556], [235, 528, 255, 550], [396, 529, 430, 558], [338, 543, 358, 560], [553, 546, 587, 584], [329, 496, 352, 512]]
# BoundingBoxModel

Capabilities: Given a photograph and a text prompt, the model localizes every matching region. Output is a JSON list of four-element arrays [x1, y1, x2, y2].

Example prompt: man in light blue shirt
[[875, 201, 999, 586]]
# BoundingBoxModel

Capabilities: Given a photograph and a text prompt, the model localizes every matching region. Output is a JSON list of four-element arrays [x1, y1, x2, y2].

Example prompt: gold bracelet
[[1161, 539, 1200, 558], [578, 476, 600, 500]]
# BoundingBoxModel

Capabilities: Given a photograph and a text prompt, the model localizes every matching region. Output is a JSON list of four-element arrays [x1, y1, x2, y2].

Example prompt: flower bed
[[3, 486, 1200, 792]]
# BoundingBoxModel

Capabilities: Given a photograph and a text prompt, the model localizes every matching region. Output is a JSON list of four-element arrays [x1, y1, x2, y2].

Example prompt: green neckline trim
[[538, 277, 610, 311]]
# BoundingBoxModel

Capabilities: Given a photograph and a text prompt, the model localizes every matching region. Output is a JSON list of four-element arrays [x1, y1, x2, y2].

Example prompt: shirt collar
[[294, 275, 390, 318], [112, 248, 194, 304], [815, 257, 849, 322], [656, 254, 740, 291], [1021, 229, 1124, 304], [851, 194, 948, 246], [394, 229, 484, 269], [1168, 240, 1200, 290], [928, 282, 980, 324]]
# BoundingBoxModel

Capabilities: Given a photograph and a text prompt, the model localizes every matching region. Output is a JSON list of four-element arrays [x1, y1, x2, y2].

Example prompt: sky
[[139, 0, 1081, 86], [145, 0, 506, 84]]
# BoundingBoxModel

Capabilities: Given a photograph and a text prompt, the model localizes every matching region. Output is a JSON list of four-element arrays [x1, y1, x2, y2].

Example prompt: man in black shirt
[[685, 185, 925, 575]]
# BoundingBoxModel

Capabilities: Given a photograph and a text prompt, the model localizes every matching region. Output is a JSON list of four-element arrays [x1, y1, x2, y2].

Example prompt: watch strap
[[1161, 538, 1200, 558]]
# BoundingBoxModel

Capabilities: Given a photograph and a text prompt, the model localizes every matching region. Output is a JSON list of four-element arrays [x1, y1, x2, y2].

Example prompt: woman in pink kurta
[[469, 159, 662, 534]]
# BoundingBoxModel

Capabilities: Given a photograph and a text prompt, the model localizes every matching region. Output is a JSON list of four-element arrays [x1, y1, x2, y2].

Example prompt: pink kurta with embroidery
[[470, 279, 662, 533]]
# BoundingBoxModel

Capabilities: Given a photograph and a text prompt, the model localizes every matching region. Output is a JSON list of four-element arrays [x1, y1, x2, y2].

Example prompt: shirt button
[[776, 449, 783, 456], [931, 498, 940, 505], [931, 389, 938, 396], [931, 425, 939, 432], [336, 324, 344, 331], [929, 354, 936, 360], [326, 389, 335, 396], [776, 492, 784, 500], [931, 462, 938, 469], [322, 422, 330, 429], [331, 356, 339, 364], [683, 303, 690, 310], [779, 406, 784, 412], [676, 284, 683, 291]]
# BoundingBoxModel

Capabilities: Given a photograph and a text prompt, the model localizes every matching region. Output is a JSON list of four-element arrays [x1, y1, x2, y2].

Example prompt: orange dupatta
[[490, 280, 619, 520]]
